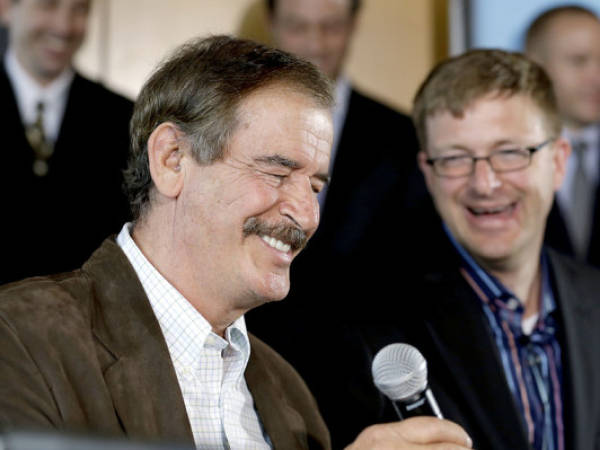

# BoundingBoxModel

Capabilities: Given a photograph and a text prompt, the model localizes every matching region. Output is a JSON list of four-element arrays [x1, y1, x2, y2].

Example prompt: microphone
[[371, 343, 443, 420]]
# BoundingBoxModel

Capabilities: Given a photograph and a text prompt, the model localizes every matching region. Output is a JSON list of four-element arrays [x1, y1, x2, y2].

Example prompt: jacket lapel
[[85, 239, 193, 443], [421, 271, 530, 449], [547, 251, 600, 450], [245, 336, 315, 449]]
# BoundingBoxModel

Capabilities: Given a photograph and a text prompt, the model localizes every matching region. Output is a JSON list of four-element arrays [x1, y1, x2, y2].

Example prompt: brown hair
[[125, 35, 333, 221], [412, 49, 561, 151]]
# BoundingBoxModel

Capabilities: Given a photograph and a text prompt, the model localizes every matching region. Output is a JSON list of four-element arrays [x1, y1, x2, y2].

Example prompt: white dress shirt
[[116, 224, 271, 449], [4, 47, 73, 143]]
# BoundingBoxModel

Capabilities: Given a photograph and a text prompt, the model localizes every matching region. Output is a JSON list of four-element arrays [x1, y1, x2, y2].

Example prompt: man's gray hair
[[124, 34, 334, 221]]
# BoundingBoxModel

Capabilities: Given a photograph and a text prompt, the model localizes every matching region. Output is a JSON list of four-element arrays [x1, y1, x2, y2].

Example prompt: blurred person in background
[[525, 6, 600, 266], [246, 3, 432, 440], [0, 0, 133, 284]]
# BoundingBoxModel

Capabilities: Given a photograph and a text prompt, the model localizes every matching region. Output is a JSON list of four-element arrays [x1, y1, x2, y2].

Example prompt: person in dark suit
[[525, 6, 600, 266], [262, 0, 425, 274], [0, 35, 473, 450], [245, 0, 429, 423], [317, 49, 600, 449], [1, 0, 133, 284]]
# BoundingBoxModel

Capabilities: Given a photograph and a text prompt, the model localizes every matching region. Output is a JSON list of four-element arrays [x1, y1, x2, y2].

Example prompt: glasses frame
[[425, 139, 554, 178]]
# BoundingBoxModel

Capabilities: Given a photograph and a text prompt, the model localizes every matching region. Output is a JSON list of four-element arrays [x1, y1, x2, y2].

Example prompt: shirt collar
[[5, 46, 74, 106], [562, 123, 600, 149], [116, 223, 251, 369], [5, 47, 74, 142], [443, 223, 556, 321]]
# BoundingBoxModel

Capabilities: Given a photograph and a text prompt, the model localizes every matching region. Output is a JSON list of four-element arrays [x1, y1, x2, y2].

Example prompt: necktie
[[25, 102, 54, 177], [570, 140, 593, 260]]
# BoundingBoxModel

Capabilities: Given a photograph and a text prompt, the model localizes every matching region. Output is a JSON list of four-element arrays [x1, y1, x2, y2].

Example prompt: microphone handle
[[391, 388, 444, 420]]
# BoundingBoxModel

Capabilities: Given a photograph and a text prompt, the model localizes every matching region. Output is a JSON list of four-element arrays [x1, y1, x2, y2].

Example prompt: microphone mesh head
[[371, 343, 428, 401]]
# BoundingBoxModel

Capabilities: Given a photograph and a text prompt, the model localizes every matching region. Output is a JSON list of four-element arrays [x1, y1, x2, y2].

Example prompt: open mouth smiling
[[467, 203, 517, 217]]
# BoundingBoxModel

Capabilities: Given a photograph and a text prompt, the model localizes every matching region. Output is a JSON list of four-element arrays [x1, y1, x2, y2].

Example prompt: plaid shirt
[[117, 224, 271, 449]]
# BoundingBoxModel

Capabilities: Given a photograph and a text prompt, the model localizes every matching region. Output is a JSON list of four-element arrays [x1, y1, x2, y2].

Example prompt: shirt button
[[507, 298, 520, 310], [181, 366, 194, 380]]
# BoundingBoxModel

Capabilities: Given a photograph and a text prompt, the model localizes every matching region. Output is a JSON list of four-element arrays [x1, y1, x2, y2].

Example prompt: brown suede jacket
[[0, 238, 331, 449]]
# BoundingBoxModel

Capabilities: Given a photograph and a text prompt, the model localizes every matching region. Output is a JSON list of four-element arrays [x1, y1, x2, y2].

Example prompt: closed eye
[[493, 149, 529, 161], [496, 149, 522, 155], [438, 155, 471, 166]]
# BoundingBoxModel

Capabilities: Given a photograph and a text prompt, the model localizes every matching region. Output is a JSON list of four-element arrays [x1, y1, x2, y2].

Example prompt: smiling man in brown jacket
[[0, 35, 472, 450]]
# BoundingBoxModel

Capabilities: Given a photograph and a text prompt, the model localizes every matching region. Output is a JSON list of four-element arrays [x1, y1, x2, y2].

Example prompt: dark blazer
[[310, 88, 424, 258], [245, 88, 432, 448], [0, 238, 331, 449], [246, 87, 427, 372], [325, 245, 600, 449], [545, 127, 600, 267], [0, 66, 133, 284]]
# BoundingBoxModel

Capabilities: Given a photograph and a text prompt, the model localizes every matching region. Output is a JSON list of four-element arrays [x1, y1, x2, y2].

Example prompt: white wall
[[469, 0, 600, 51]]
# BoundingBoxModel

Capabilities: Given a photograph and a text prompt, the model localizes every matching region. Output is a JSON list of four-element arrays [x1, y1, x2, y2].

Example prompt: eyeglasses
[[425, 139, 554, 178]]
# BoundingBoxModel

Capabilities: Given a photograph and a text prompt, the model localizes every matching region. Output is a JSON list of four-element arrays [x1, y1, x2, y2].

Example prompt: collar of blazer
[[85, 238, 320, 449]]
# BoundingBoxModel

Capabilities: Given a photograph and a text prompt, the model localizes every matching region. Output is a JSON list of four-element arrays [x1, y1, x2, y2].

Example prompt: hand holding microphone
[[343, 343, 472, 449], [344, 417, 472, 449]]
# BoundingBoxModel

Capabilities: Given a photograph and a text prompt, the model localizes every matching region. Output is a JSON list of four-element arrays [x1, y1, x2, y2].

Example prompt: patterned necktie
[[570, 140, 593, 260], [25, 101, 54, 177]]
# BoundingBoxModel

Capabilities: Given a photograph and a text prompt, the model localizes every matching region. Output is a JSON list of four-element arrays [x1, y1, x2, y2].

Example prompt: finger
[[391, 417, 473, 448]]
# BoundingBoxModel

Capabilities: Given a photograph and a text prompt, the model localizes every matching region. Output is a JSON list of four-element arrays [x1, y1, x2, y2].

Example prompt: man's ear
[[147, 122, 186, 199], [417, 150, 435, 193], [552, 137, 571, 191]]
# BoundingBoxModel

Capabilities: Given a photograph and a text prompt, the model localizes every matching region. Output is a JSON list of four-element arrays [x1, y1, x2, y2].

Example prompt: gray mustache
[[243, 218, 308, 251]]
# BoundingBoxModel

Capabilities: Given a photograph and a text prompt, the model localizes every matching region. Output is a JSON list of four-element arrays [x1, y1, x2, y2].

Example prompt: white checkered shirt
[[117, 224, 271, 449]]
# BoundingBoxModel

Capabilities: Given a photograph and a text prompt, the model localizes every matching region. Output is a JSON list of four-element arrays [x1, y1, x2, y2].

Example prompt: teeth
[[471, 205, 509, 215], [260, 235, 291, 252]]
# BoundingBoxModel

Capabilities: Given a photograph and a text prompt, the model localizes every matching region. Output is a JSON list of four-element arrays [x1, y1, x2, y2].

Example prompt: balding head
[[525, 6, 600, 130]]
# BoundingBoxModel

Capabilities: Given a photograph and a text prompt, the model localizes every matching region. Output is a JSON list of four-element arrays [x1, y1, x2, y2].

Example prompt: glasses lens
[[490, 150, 530, 171], [435, 156, 472, 177]]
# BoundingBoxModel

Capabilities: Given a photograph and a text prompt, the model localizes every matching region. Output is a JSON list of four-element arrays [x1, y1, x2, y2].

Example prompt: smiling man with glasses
[[330, 49, 600, 450]]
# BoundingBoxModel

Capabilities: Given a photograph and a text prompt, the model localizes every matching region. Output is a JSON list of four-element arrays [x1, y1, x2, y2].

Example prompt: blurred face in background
[[6, 0, 91, 85], [269, 0, 356, 80], [530, 13, 600, 130]]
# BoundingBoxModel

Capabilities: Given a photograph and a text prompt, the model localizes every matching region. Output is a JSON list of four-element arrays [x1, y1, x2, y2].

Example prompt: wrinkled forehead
[[230, 83, 333, 146]]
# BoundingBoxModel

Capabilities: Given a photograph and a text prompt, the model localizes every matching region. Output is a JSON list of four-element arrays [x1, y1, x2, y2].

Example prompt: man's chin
[[251, 273, 291, 305]]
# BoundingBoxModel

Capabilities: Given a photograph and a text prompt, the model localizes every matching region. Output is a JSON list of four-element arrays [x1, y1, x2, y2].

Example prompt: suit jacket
[[0, 238, 331, 450], [545, 125, 600, 267], [325, 243, 600, 449], [0, 65, 133, 284]]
